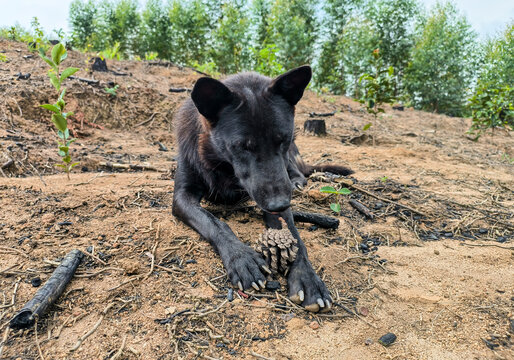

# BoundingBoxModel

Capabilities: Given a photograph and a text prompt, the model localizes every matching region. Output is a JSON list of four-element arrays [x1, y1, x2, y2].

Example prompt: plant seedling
[[39, 43, 80, 180], [358, 49, 396, 145], [320, 186, 351, 214], [104, 84, 119, 97]]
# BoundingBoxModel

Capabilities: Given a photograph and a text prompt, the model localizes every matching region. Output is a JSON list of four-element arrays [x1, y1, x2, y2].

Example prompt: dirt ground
[[0, 39, 513, 360]]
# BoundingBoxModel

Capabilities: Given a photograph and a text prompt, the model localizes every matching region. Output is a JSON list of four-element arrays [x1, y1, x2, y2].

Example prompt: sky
[[0, 0, 512, 40]]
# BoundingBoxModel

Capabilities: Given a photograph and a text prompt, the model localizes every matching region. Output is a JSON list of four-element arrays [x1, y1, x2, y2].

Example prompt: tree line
[[2, 0, 512, 129]]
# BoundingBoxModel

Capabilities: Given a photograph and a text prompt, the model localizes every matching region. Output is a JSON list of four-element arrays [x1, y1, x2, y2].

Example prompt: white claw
[[238, 281, 243, 291], [258, 280, 266, 288], [317, 298, 325, 308], [252, 282, 260, 291], [325, 300, 331, 309], [262, 265, 272, 274], [298, 290, 304, 302]]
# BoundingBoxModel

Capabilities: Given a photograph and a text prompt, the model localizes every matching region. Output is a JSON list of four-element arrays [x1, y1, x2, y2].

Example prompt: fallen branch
[[135, 112, 159, 127], [98, 161, 165, 172], [349, 199, 374, 219], [459, 242, 513, 250], [69, 302, 117, 352], [1, 159, 13, 169], [169, 87, 191, 93], [349, 184, 427, 217], [309, 111, 336, 117], [10, 250, 83, 329], [292, 211, 339, 229], [68, 76, 99, 86]]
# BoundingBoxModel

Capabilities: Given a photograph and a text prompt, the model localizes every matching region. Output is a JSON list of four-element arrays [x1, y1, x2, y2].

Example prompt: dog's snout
[[265, 200, 290, 213]]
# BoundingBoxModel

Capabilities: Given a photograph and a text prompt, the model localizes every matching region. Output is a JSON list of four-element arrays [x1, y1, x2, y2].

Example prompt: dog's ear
[[269, 65, 312, 106], [192, 77, 234, 122]]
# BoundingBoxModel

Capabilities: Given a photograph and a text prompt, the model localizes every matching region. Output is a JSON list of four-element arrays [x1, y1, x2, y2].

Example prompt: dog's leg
[[263, 210, 332, 312], [173, 165, 269, 292]]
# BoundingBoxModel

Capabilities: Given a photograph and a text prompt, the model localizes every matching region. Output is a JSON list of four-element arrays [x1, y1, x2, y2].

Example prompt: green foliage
[[365, 0, 419, 94], [98, 41, 121, 60], [320, 186, 351, 215], [404, 2, 478, 116], [267, 0, 317, 70], [69, 0, 97, 48], [39, 44, 80, 179], [211, 1, 251, 73], [104, 84, 120, 96], [467, 82, 514, 139], [252, 44, 284, 77], [467, 23, 514, 138], [358, 49, 396, 120], [315, 0, 361, 94], [0, 53, 7, 62]]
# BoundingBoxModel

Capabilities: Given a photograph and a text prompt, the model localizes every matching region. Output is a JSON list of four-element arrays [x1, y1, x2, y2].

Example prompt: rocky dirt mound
[[0, 39, 513, 359]]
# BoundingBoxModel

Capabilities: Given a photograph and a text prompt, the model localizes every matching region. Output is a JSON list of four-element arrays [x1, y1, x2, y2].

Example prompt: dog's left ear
[[269, 65, 312, 106], [192, 77, 234, 122]]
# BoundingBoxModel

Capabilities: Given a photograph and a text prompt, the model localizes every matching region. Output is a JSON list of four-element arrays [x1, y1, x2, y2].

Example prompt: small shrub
[[358, 49, 396, 124], [104, 84, 119, 97], [39, 43, 80, 179], [320, 186, 351, 214], [252, 44, 284, 77], [467, 82, 514, 139]]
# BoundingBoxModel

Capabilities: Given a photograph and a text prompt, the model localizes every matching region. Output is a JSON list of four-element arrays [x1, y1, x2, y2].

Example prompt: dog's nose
[[266, 200, 290, 213]]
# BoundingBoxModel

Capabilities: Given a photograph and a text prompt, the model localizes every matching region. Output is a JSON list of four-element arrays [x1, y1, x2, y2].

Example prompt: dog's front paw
[[223, 243, 271, 292], [287, 259, 332, 312]]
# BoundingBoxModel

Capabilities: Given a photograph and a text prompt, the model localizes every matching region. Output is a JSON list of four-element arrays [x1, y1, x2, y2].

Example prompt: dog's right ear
[[191, 77, 233, 123]]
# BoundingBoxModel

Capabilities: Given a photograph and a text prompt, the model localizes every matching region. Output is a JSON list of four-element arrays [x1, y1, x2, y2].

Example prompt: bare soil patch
[[0, 39, 513, 359]]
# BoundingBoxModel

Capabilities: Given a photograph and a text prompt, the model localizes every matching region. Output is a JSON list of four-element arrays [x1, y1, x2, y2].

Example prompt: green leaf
[[59, 145, 69, 153], [66, 138, 76, 146], [48, 71, 60, 91], [70, 162, 79, 169], [57, 130, 65, 139], [63, 155, 71, 163], [58, 150, 66, 157], [320, 186, 337, 194], [64, 128, 70, 139], [57, 99, 65, 110], [51, 113, 67, 132], [39, 54, 56, 69], [362, 123, 372, 131], [51, 43, 65, 65], [55, 164, 67, 169], [337, 188, 351, 195], [60, 67, 79, 82], [330, 203, 341, 214], [40, 104, 60, 113]]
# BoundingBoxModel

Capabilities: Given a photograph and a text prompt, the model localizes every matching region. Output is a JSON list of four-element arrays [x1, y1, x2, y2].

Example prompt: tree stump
[[304, 119, 326, 136], [91, 57, 108, 72]]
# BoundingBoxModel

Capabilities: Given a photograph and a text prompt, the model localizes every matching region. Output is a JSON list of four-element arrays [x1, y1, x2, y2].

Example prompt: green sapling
[[39, 43, 80, 180], [320, 186, 351, 214]]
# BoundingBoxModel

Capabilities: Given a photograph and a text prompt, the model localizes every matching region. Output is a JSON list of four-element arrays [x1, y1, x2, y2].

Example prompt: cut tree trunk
[[304, 119, 327, 136]]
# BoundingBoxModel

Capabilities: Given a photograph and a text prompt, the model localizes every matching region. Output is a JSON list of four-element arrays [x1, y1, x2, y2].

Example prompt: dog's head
[[191, 65, 312, 213]]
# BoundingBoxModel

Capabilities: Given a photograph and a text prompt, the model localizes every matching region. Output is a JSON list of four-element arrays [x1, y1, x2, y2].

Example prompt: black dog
[[172, 65, 352, 312]]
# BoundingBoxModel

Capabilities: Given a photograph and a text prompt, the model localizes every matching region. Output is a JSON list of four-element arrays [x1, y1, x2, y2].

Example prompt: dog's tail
[[305, 164, 354, 176]]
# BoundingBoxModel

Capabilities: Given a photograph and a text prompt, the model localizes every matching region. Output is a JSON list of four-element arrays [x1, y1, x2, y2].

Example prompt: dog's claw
[[238, 281, 243, 291], [317, 298, 325, 308], [295, 183, 303, 190], [261, 265, 272, 274], [320, 300, 331, 313], [298, 290, 304, 302], [258, 280, 266, 288], [251, 282, 260, 291]]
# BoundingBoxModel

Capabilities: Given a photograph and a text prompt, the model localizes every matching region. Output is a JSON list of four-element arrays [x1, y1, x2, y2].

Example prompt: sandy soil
[[0, 39, 513, 360]]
